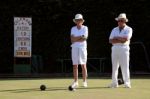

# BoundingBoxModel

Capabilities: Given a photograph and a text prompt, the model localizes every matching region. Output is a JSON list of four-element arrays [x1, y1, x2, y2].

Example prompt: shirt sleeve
[[84, 26, 88, 38], [123, 27, 133, 40], [126, 27, 132, 40], [71, 27, 74, 36], [109, 29, 114, 39]]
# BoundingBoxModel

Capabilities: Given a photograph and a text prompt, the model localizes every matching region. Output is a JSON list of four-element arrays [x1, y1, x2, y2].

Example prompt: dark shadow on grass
[[0, 86, 108, 93], [0, 87, 66, 93], [0, 88, 40, 93]]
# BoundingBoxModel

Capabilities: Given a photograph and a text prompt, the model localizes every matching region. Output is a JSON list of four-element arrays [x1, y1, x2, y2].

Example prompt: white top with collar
[[71, 25, 88, 48], [109, 25, 133, 46]]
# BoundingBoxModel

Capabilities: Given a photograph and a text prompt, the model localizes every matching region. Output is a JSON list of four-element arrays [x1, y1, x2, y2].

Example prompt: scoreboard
[[14, 17, 32, 57]]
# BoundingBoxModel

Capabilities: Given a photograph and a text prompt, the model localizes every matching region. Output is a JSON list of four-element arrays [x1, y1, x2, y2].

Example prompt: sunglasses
[[75, 19, 83, 22], [118, 20, 125, 22]]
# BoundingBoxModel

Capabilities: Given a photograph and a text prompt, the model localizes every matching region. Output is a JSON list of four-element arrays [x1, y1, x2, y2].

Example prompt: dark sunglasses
[[118, 20, 125, 22], [75, 19, 83, 21]]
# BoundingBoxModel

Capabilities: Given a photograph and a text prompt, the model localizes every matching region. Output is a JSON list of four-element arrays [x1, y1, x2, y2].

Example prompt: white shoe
[[108, 83, 118, 88], [83, 81, 87, 87], [124, 84, 131, 88], [71, 82, 78, 88]]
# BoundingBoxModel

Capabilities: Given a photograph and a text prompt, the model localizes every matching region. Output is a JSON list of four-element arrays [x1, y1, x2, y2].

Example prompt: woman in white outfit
[[109, 13, 133, 88], [70, 14, 88, 88]]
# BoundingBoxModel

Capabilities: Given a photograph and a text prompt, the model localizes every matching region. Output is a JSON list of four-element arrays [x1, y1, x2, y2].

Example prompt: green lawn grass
[[0, 78, 150, 99]]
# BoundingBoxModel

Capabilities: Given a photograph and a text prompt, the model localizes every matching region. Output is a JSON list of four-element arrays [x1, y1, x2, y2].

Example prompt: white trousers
[[111, 45, 131, 85], [71, 47, 87, 65]]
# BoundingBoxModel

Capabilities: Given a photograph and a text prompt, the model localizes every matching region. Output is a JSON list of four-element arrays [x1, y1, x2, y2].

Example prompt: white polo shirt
[[109, 25, 133, 46], [71, 25, 88, 48]]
